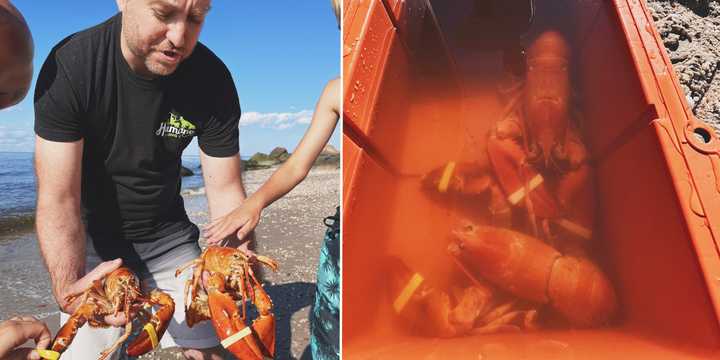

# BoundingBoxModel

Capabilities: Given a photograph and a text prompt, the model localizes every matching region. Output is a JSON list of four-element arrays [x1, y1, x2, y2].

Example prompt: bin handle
[[685, 118, 720, 154]]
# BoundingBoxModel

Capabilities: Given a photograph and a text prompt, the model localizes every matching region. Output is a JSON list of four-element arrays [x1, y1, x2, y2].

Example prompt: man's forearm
[[36, 198, 85, 311]]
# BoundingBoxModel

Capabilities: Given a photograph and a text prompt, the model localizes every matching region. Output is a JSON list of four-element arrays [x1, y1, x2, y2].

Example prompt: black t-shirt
[[34, 14, 240, 262]]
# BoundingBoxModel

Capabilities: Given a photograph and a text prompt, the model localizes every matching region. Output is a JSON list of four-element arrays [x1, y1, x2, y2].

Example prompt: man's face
[[117, 0, 211, 78]]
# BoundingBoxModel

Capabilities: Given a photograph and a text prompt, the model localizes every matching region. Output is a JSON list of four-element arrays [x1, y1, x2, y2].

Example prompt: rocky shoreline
[[180, 144, 340, 177], [649, 0, 720, 132]]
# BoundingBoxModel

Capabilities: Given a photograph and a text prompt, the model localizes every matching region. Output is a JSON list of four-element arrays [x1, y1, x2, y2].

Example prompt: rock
[[664, 33, 680, 50], [320, 144, 339, 155], [243, 158, 273, 171], [269, 147, 290, 162], [249, 152, 279, 166], [180, 166, 194, 177], [314, 145, 340, 167]]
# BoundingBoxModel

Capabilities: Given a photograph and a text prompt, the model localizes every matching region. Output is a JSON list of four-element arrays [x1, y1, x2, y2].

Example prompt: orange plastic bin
[[343, 0, 720, 358]]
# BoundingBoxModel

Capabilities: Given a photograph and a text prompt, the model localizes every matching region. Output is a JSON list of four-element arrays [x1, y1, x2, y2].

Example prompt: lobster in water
[[386, 255, 539, 338], [176, 246, 278, 359], [423, 29, 594, 255], [417, 30, 617, 331], [449, 221, 617, 327], [48, 267, 174, 360]]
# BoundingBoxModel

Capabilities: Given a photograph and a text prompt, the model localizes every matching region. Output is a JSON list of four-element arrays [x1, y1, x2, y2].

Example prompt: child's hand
[[203, 199, 263, 246], [0, 317, 52, 360]]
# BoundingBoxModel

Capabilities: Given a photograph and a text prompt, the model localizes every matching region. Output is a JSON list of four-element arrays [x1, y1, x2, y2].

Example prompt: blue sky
[[0, 1, 340, 156]]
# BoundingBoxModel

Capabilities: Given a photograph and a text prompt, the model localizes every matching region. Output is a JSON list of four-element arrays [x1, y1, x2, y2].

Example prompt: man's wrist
[[53, 278, 80, 314]]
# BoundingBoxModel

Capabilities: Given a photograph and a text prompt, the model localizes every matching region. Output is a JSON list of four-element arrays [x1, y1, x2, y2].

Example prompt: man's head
[[0, 0, 33, 110], [116, 0, 211, 78]]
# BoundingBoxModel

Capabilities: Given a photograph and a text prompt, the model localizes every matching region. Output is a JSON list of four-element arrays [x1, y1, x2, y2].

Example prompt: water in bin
[[383, 27, 617, 339]]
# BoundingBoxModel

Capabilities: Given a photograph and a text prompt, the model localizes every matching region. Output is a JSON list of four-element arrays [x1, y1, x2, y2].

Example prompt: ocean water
[[0, 152, 208, 235]]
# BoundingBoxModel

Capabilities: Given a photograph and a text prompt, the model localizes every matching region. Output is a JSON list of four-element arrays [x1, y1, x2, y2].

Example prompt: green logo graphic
[[156, 111, 196, 138]]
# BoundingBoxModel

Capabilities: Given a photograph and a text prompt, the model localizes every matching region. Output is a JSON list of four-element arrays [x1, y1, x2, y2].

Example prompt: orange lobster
[[176, 246, 278, 359], [423, 30, 594, 254], [487, 29, 594, 250], [449, 221, 617, 327], [48, 267, 174, 360], [386, 255, 539, 338]]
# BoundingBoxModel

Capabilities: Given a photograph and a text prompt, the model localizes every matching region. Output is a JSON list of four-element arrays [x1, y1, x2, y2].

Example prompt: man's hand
[[203, 198, 262, 246], [59, 259, 129, 326], [0, 316, 52, 360]]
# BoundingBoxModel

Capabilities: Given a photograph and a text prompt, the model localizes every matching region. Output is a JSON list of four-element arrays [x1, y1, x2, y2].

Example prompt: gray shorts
[[58, 241, 219, 360]]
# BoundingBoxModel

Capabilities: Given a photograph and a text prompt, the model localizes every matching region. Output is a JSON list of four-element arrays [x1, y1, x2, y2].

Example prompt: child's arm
[[204, 78, 340, 245]]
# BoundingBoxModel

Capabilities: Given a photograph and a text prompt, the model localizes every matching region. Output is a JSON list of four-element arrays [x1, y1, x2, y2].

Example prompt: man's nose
[[166, 20, 187, 49]]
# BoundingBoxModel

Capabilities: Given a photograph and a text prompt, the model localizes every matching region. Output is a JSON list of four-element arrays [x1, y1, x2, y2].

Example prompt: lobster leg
[[126, 289, 176, 357], [422, 286, 489, 338], [98, 297, 133, 360], [50, 303, 97, 354], [478, 301, 516, 325], [472, 310, 523, 335], [175, 258, 202, 310], [256, 255, 279, 272], [554, 161, 595, 255]]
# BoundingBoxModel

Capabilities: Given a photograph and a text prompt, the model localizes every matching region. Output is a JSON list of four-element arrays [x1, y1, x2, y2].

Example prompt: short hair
[[330, 0, 340, 27]]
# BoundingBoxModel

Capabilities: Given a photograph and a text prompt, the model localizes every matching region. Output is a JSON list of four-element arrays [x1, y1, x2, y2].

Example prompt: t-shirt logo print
[[155, 111, 197, 138]]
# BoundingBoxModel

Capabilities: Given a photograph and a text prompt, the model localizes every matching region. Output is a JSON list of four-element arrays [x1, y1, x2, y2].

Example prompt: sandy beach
[[0, 164, 340, 360]]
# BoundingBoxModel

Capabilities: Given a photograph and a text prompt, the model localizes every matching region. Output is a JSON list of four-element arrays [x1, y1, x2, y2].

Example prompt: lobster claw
[[126, 290, 175, 357], [250, 282, 276, 358], [206, 274, 267, 360]]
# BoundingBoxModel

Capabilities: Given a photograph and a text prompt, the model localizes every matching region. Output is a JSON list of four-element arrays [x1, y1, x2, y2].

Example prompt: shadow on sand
[[265, 281, 316, 360]]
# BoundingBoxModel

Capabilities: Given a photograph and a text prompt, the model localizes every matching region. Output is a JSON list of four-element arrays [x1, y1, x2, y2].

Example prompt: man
[[0, 0, 32, 110], [34, 0, 248, 359]]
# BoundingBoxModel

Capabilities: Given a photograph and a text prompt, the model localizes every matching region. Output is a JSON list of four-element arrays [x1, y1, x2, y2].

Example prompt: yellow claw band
[[437, 161, 457, 193], [37, 349, 60, 360], [143, 323, 159, 350], [508, 174, 544, 205], [220, 326, 252, 348], [393, 272, 424, 313]]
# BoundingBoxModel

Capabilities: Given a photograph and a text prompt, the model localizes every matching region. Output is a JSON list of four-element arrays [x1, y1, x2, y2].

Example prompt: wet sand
[[1, 165, 340, 360]]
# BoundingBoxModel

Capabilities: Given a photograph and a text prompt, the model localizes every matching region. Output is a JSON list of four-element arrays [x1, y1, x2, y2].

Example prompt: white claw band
[[555, 218, 592, 240], [37, 350, 60, 360], [220, 326, 252, 348], [507, 174, 544, 205], [143, 323, 159, 350], [437, 162, 456, 193], [393, 273, 424, 313]]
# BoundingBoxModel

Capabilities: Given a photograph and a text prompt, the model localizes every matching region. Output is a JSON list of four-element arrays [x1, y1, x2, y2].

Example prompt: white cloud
[[0, 125, 33, 151], [240, 109, 313, 130]]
